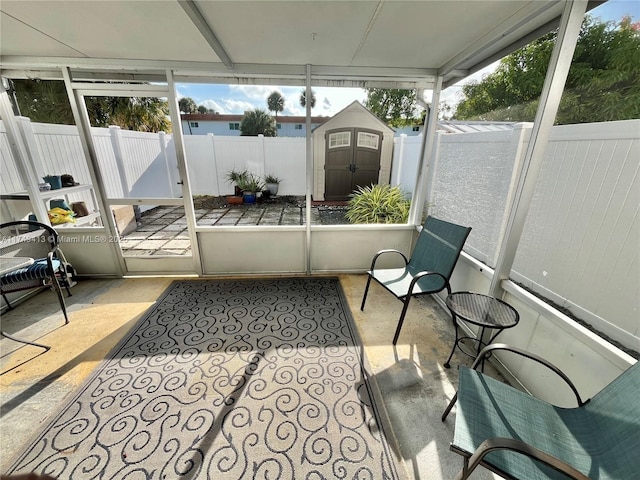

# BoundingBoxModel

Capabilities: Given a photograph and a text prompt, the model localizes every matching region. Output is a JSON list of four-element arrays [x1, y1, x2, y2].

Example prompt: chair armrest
[[442, 343, 586, 422], [45, 251, 56, 273], [455, 437, 590, 480], [407, 270, 450, 295], [471, 344, 587, 407], [369, 249, 409, 271]]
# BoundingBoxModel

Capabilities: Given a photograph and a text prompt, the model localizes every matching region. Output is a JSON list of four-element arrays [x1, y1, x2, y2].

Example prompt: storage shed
[[313, 101, 395, 201]]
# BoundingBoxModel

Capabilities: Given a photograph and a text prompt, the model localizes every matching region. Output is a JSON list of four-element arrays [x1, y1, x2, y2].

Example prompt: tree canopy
[[240, 109, 277, 136], [266, 91, 285, 120], [364, 88, 418, 127], [178, 97, 198, 114], [299, 89, 316, 109], [11, 79, 171, 132], [455, 16, 640, 124]]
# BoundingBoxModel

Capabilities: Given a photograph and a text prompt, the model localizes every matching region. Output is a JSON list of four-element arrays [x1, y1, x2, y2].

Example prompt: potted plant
[[236, 173, 264, 204], [225, 169, 248, 203], [345, 184, 411, 224], [264, 174, 281, 196]]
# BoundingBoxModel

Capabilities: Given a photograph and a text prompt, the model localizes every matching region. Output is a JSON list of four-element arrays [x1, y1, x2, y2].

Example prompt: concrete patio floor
[[0, 275, 500, 479], [120, 203, 346, 256]]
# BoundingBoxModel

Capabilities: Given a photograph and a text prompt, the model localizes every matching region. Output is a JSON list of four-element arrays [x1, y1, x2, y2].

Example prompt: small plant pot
[[227, 195, 243, 205], [266, 183, 279, 196], [243, 192, 257, 204]]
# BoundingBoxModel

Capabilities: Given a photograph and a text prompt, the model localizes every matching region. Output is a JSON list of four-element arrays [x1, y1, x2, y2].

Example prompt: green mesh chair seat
[[360, 216, 471, 345], [445, 346, 639, 480]]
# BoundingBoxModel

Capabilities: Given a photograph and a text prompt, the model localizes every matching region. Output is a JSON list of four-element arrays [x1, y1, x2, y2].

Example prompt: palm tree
[[240, 109, 277, 137], [178, 97, 197, 114], [11, 79, 172, 132], [110, 97, 171, 132], [266, 91, 285, 122], [299, 89, 316, 109]]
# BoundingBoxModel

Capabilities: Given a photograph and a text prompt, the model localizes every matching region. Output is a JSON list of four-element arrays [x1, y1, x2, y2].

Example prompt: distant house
[[181, 113, 330, 137]]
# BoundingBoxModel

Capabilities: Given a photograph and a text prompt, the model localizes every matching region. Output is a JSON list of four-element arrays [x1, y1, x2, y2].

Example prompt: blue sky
[[175, 0, 638, 117]]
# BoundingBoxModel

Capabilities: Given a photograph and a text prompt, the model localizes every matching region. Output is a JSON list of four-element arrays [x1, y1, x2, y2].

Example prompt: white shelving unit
[[1, 184, 102, 227]]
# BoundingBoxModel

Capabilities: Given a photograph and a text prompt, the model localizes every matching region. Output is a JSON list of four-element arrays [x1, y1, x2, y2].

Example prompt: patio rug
[[6, 277, 405, 479]]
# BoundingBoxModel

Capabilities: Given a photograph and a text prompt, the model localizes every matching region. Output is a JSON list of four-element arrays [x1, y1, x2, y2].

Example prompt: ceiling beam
[[439, 1, 561, 76], [0, 57, 435, 86], [177, 0, 233, 68]]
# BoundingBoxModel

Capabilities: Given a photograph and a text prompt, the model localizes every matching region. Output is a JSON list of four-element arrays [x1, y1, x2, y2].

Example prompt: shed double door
[[324, 128, 382, 201]]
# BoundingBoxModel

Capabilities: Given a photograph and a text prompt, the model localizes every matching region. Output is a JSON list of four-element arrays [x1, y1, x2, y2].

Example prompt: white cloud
[[229, 85, 277, 101], [201, 99, 227, 114], [220, 99, 257, 114]]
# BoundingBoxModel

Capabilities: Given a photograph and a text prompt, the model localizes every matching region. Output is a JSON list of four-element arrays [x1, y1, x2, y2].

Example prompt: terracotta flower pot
[[227, 195, 243, 205]]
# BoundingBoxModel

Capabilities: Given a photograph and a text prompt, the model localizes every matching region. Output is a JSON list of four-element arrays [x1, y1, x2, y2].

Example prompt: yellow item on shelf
[[48, 207, 76, 224]]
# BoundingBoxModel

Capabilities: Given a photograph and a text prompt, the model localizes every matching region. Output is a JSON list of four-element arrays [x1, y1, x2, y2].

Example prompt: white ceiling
[[0, 0, 599, 88]]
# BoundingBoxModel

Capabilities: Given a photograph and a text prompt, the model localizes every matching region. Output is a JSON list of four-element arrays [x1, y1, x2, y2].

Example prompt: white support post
[[426, 131, 443, 214], [208, 133, 221, 196], [0, 91, 50, 224], [409, 76, 443, 226], [109, 125, 130, 197], [394, 134, 406, 187], [166, 69, 202, 275], [158, 131, 175, 197], [489, 0, 589, 297], [258, 133, 266, 177], [492, 123, 532, 267], [61, 67, 125, 276], [16, 116, 45, 181], [305, 64, 312, 275]]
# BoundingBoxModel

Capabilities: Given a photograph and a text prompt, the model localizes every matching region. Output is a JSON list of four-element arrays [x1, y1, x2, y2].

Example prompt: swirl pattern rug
[[7, 278, 405, 479]]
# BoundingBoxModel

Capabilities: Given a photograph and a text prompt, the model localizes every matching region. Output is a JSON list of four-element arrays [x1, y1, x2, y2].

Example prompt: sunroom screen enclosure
[[1, 1, 636, 398], [0, 0, 595, 276]]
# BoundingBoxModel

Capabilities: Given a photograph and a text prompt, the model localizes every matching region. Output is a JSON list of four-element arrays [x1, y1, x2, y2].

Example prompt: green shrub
[[345, 184, 410, 224]]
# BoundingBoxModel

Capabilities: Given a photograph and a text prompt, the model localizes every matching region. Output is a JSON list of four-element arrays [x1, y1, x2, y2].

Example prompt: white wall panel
[[513, 120, 640, 348]]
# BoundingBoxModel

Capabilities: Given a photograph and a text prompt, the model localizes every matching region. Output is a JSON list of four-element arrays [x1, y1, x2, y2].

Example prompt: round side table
[[444, 292, 519, 368]]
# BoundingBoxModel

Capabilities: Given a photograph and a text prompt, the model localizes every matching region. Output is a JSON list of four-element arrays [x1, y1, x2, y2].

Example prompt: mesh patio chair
[[442, 344, 640, 480], [360, 215, 471, 345], [1, 220, 72, 350]]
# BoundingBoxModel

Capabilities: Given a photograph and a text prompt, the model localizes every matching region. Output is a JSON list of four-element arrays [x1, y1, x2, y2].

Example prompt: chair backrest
[[408, 216, 471, 281], [0, 221, 58, 260], [577, 361, 640, 478]]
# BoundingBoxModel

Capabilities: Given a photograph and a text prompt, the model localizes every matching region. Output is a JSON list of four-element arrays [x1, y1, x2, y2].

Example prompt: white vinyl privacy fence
[[184, 134, 306, 197], [1, 118, 638, 351]]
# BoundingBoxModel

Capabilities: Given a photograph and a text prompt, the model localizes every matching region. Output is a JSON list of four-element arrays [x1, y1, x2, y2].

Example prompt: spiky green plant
[[225, 169, 248, 186], [345, 184, 410, 224], [264, 174, 281, 184], [235, 173, 264, 193]]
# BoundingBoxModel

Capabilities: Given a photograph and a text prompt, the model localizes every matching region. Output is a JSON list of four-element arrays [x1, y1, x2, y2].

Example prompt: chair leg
[[360, 274, 373, 311], [392, 296, 412, 345], [51, 275, 70, 325], [454, 457, 471, 480], [2, 292, 13, 310], [56, 268, 73, 297], [441, 392, 458, 421], [444, 317, 460, 368]]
